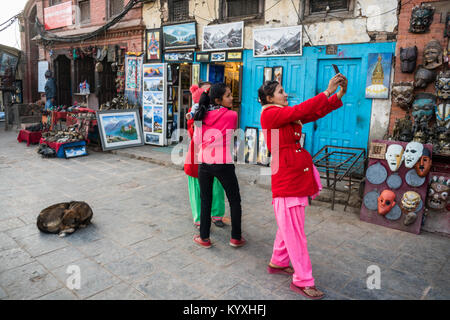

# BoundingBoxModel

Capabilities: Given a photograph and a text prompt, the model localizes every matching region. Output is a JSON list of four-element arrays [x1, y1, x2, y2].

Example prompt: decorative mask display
[[409, 4, 435, 34], [385, 144, 404, 172], [404, 141, 423, 168], [391, 115, 413, 142], [400, 46, 418, 73], [436, 132, 450, 154], [412, 93, 436, 133], [413, 130, 427, 144], [377, 190, 396, 215], [427, 176, 449, 211], [435, 103, 450, 129], [414, 148, 432, 177], [423, 40, 443, 70], [404, 212, 418, 226], [392, 82, 415, 109], [401, 191, 421, 212], [366, 162, 387, 185], [414, 66, 437, 88], [435, 70, 450, 100]]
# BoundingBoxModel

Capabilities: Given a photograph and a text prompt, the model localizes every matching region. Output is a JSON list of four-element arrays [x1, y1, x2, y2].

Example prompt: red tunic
[[260, 93, 343, 198]]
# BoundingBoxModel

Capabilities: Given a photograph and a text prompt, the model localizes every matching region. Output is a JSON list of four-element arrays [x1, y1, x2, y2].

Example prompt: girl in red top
[[259, 74, 347, 299]]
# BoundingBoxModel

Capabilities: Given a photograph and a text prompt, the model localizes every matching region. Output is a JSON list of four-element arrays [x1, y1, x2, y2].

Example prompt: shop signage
[[226, 51, 243, 61], [196, 52, 210, 62], [326, 45, 338, 55], [44, 1, 73, 30], [164, 51, 194, 63], [162, 22, 197, 50]]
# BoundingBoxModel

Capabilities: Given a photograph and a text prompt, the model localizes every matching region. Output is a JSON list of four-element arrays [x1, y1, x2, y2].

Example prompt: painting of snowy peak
[[202, 21, 244, 51], [253, 26, 302, 57], [163, 22, 197, 49]]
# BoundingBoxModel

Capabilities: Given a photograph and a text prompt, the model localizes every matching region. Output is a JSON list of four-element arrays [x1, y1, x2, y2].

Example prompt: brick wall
[[388, 0, 448, 134]]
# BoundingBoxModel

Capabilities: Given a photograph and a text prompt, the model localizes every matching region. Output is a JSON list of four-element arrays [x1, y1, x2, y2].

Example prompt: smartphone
[[332, 64, 340, 74]]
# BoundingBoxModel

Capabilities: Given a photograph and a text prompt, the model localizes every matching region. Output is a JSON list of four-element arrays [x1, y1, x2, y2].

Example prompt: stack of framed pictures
[[142, 63, 167, 146]]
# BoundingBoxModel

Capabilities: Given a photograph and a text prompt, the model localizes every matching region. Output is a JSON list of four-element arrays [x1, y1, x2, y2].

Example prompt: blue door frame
[[240, 42, 396, 154]]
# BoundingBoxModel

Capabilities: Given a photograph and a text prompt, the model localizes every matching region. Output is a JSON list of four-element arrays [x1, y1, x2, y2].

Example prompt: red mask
[[415, 155, 432, 177], [378, 190, 396, 215]]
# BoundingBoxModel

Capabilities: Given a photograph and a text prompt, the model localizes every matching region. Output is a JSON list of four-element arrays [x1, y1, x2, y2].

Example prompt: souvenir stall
[[362, 4, 450, 234]]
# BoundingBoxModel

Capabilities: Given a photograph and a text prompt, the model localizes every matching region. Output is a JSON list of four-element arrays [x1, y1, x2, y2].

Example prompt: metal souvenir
[[412, 93, 436, 134], [386, 173, 402, 190], [366, 162, 387, 185], [385, 204, 402, 221], [391, 82, 415, 110], [363, 189, 379, 211], [435, 70, 450, 101], [405, 169, 426, 187], [399, 46, 418, 73], [414, 66, 437, 89], [409, 4, 435, 34]]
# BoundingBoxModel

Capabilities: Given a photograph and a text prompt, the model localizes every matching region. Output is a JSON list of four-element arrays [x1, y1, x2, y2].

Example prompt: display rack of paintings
[[244, 127, 258, 164]]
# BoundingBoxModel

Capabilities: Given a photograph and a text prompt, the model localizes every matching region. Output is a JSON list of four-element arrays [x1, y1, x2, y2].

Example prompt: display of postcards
[[153, 106, 163, 133], [143, 64, 164, 78], [143, 105, 153, 132], [143, 91, 164, 105], [167, 104, 173, 118], [211, 52, 226, 62], [257, 129, 270, 166], [146, 133, 160, 144], [244, 127, 258, 164], [144, 79, 164, 92], [64, 145, 87, 159]]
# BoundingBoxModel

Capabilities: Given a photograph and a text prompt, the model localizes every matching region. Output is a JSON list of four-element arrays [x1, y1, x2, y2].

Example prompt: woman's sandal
[[290, 282, 325, 300], [267, 264, 294, 275]]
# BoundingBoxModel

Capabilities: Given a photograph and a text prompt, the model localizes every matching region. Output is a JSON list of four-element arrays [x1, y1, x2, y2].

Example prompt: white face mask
[[385, 144, 404, 172], [404, 141, 423, 168]]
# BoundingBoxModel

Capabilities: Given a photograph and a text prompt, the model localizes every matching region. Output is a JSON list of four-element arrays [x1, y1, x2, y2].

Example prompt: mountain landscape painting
[[253, 26, 302, 57], [102, 114, 139, 143], [163, 22, 197, 49], [202, 21, 243, 51]]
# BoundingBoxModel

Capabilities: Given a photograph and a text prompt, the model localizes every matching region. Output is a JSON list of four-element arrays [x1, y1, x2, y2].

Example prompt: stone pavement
[[0, 129, 449, 300]]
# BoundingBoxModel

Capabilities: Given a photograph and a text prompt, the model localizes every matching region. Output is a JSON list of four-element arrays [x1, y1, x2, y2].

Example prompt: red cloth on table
[[17, 130, 42, 146], [39, 138, 70, 154]]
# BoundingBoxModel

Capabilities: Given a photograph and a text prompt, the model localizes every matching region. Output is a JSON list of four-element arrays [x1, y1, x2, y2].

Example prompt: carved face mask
[[427, 176, 449, 210], [412, 93, 436, 130], [392, 82, 414, 109], [435, 103, 450, 129], [401, 191, 421, 212], [404, 141, 423, 168], [409, 4, 435, 34], [385, 144, 404, 172], [423, 40, 443, 70], [435, 70, 450, 100], [414, 66, 437, 88], [377, 190, 396, 215], [399, 128, 414, 142], [414, 148, 432, 177], [400, 46, 418, 73]]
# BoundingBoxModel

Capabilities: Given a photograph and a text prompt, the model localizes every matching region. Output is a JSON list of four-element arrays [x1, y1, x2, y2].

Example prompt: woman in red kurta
[[259, 74, 347, 299]]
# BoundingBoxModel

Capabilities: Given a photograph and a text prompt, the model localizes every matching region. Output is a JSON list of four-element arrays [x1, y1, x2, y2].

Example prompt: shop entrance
[[54, 55, 71, 106], [208, 62, 242, 114]]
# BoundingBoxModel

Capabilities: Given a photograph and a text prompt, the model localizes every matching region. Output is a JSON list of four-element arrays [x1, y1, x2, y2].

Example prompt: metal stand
[[312, 145, 366, 211]]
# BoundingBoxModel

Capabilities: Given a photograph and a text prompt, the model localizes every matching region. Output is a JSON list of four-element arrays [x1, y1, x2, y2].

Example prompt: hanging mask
[[414, 66, 437, 88], [423, 40, 443, 70], [426, 176, 449, 211], [392, 82, 415, 110], [414, 148, 432, 177], [404, 141, 423, 168], [435, 70, 450, 101], [435, 103, 450, 129], [401, 191, 421, 212], [385, 144, 404, 172], [377, 190, 396, 216], [409, 4, 435, 34], [412, 93, 436, 132], [400, 46, 418, 73]]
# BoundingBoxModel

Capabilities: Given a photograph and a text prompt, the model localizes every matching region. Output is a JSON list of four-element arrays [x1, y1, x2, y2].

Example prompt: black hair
[[258, 80, 279, 106], [194, 82, 229, 121]]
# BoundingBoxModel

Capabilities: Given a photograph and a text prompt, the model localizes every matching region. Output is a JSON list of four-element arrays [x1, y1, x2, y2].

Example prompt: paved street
[[0, 129, 449, 300]]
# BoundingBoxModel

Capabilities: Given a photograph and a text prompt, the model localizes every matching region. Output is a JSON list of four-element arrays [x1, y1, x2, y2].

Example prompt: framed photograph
[[143, 105, 153, 133], [365, 53, 393, 99], [162, 22, 197, 50], [145, 133, 160, 145], [196, 52, 210, 62], [368, 142, 387, 159], [202, 21, 244, 51], [253, 26, 302, 57], [263, 67, 273, 83], [226, 51, 243, 61], [211, 52, 226, 62], [143, 91, 164, 105], [153, 106, 163, 133], [273, 66, 283, 85], [145, 28, 162, 62], [96, 109, 144, 151], [244, 127, 258, 164], [64, 145, 87, 159], [144, 78, 163, 92], [257, 129, 271, 166], [164, 51, 194, 63]]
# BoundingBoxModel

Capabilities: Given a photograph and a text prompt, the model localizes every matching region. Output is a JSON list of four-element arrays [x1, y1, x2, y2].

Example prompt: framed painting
[[365, 53, 393, 99], [244, 127, 258, 164], [253, 26, 302, 57], [226, 51, 243, 61], [273, 66, 283, 85], [96, 109, 144, 151], [263, 67, 273, 83], [210, 52, 226, 62], [162, 22, 197, 50], [202, 21, 244, 51], [145, 28, 162, 62]]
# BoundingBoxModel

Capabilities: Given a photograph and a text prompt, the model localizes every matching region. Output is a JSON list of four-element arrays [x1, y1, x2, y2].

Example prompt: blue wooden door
[[311, 59, 368, 156]]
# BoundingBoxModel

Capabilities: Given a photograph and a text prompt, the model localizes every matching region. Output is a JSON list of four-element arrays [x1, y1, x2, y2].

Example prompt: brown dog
[[37, 201, 93, 237]]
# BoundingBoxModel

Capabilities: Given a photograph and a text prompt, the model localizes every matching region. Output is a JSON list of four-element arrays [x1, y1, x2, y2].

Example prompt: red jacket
[[260, 93, 343, 198]]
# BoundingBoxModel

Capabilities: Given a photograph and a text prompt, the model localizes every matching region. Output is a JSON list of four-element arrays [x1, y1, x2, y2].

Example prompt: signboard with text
[[44, 1, 73, 30]]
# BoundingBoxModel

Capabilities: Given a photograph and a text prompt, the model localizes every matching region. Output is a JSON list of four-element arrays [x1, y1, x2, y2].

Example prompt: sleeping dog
[[37, 201, 93, 237]]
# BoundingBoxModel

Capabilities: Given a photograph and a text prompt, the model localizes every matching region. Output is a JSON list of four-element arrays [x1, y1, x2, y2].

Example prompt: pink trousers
[[270, 165, 322, 287]]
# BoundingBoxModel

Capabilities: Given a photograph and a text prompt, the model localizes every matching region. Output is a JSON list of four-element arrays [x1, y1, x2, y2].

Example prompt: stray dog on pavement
[[37, 201, 93, 237]]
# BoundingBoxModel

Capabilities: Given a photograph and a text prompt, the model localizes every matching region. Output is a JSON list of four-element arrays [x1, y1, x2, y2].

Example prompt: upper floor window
[[303, 0, 354, 22], [221, 0, 263, 20], [50, 0, 62, 6], [309, 0, 349, 14], [169, 0, 189, 22], [108, 0, 124, 19], [79, 0, 90, 24]]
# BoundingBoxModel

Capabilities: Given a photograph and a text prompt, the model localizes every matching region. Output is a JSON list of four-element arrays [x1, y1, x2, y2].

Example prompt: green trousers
[[188, 176, 225, 225]]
